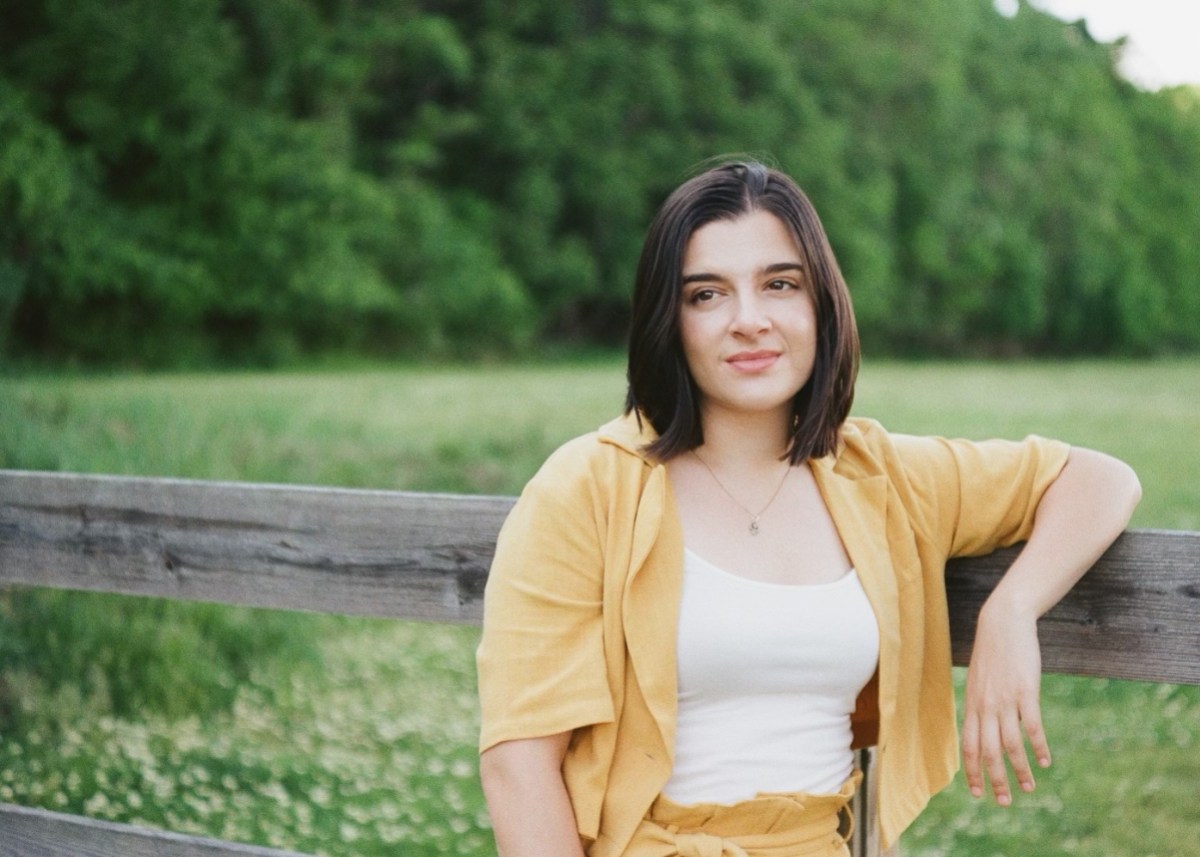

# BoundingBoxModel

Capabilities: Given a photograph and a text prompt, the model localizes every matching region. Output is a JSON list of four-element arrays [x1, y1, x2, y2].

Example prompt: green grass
[[852, 359, 1200, 531], [0, 620, 486, 856], [0, 364, 627, 494], [1, 359, 1198, 856]]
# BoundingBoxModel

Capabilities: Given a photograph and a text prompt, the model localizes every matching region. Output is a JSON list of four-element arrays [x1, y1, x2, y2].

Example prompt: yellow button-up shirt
[[478, 414, 1069, 854]]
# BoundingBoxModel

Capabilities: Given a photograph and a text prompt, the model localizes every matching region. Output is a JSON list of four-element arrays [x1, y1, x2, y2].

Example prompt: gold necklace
[[691, 450, 793, 536]]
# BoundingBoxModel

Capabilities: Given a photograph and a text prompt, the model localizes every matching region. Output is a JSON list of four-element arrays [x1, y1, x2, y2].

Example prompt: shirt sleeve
[[476, 441, 617, 753], [888, 432, 1071, 560]]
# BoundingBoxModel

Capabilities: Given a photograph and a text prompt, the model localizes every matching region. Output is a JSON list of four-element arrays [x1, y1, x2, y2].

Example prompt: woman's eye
[[689, 288, 717, 304], [767, 279, 796, 291]]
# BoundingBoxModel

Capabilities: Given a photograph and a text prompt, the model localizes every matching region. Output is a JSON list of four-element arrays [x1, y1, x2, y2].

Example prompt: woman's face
[[677, 209, 817, 425]]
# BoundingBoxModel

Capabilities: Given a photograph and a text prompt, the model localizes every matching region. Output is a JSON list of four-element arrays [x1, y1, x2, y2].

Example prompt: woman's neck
[[695, 405, 792, 467]]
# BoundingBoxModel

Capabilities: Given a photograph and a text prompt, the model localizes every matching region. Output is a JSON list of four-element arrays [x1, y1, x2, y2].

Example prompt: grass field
[[1, 359, 1198, 856]]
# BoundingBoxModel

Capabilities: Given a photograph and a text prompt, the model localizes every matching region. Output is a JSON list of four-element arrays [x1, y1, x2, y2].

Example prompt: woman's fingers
[[1022, 694, 1053, 771], [961, 709, 984, 797], [963, 686, 1051, 805], [981, 713, 1012, 806], [963, 601, 1052, 806], [1000, 707, 1033, 797]]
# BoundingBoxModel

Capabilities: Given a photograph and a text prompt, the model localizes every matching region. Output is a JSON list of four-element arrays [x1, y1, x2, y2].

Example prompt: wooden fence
[[1, 469, 1197, 856]]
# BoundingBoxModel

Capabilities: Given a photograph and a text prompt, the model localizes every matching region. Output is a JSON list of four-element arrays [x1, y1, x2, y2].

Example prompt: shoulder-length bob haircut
[[625, 160, 860, 464]]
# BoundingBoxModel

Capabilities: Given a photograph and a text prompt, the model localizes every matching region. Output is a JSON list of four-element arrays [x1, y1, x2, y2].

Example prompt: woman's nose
[[730, 291, 770, 335]]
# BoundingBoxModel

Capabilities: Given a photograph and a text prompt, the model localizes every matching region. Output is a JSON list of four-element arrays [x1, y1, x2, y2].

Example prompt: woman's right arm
[[480, 732, 586, 857], [479, 439, 615, 855]]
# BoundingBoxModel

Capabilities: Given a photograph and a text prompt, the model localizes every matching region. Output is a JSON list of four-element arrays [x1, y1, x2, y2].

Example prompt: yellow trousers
[[623, 772, 861, 857]]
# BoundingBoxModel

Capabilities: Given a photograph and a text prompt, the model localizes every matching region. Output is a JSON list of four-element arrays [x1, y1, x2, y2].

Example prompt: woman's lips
[[726, 350, 779, 372]]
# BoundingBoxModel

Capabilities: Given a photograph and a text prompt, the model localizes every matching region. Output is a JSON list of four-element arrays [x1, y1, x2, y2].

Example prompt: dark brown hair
[[624, 160, 859, 463]]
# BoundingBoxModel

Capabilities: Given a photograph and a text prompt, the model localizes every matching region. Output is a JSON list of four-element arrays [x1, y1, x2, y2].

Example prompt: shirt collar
[[596, 411, 659, 461]]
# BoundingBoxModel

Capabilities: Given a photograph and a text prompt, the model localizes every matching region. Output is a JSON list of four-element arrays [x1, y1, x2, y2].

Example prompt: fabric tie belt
[[672, 831, 751, 857], [625, 772, 862, 857]]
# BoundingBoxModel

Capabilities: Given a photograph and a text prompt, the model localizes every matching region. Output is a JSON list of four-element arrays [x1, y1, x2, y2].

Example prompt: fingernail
[[1039, 756, 1051, 768], [998, 794, 1011, 807], [971, 786, 982, 798], [1022, 779, 1035, 792]]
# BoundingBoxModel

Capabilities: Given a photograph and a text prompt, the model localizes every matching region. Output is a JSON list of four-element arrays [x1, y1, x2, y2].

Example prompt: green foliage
[[1, 0, 1199, 364], [0, 589, 323, 723]]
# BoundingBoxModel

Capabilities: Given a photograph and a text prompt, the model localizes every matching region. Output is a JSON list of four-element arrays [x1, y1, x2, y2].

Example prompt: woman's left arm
[[960, 446, 1141, 807]]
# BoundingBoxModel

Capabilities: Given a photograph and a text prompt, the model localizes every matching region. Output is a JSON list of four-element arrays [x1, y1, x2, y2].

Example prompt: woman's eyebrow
[[681, 261, 804, 285], [762, 262, 805, 275]]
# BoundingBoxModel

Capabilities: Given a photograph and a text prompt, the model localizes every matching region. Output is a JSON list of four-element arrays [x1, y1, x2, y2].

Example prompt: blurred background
[[2, 0, 1199, 367], [2, 1, 1198, 855]]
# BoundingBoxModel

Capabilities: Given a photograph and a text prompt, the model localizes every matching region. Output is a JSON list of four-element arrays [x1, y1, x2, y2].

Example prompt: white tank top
[[662, 549, 880, 804]]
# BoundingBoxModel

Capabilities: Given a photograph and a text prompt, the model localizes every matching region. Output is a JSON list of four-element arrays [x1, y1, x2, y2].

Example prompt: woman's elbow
[[479, 733, 571, 800], [1103, 453, 1142, 523], [1073, 447, 1142, 523], [1121, 461, 1143, 520], [479, 742, 525, 801]]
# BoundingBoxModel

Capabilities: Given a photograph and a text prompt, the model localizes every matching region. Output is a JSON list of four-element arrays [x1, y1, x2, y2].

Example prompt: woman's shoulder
[[833, 416, 1069, 484], [832, 417, 977, 480], [524, 412, 658, 491], [829, 416, 902, 470], [838, 416, 889, 447]]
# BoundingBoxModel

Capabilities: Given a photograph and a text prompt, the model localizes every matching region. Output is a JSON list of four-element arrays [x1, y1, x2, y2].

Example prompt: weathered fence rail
[[1, 469, 1198, 856]]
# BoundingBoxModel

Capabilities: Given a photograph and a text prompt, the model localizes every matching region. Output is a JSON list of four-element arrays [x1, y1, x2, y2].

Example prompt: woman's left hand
[[959, 446, 1141, 806], [960, 594, 1050, 806]]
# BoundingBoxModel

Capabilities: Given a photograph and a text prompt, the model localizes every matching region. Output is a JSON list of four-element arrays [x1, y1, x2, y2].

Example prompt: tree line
[[2, 0, 1198, 365]]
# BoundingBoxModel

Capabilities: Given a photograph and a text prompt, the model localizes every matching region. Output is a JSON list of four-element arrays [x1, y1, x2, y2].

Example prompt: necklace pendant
[[749, 517, 760, 536]]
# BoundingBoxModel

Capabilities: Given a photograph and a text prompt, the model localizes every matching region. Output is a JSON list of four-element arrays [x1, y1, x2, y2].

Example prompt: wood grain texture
[[3, 471, 1197, 681], [0, 803, 313, 857], [947, 529, 1200, 685], [0, 470, 511, 622]]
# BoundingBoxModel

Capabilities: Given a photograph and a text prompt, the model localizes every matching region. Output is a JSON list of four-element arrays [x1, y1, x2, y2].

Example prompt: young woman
[[476, 161, 1141, 857]]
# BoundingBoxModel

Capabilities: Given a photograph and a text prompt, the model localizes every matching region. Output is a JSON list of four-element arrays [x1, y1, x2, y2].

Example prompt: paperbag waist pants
[[622, 772, 862, 857]]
